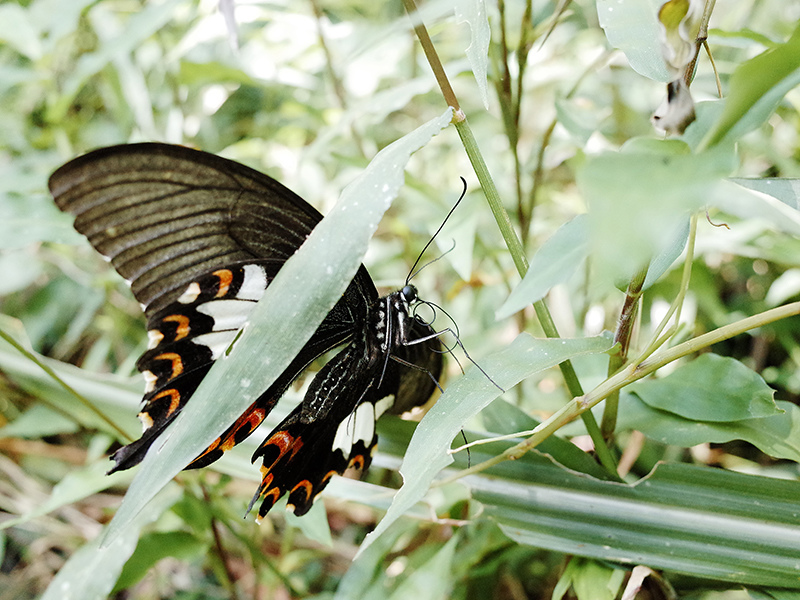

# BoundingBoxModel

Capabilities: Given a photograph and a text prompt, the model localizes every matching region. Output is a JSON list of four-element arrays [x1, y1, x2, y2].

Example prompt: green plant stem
[[0, 326, 131, 442], [403, 0, 615, 471], [401, 0, 460, 111], [442, 300, 800, 483], [634, 214, 698, 367], [601, 265, 648, 442]]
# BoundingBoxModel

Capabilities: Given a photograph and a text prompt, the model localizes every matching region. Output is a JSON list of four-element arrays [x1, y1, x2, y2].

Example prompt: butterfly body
[[49, 143, 442, 517]]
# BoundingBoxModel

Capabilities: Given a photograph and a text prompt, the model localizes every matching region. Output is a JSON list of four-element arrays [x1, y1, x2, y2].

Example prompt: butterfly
[[49, 143, 443, 520]]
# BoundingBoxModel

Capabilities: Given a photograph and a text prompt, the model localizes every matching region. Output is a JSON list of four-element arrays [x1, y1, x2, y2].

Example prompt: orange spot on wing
[[194, 437, 222, 461], [290, 480, 313, 503], [348, 455, 365, 471], [260, 430, 303, 470], [213, 269, 234, 298], [163, 314, 191, 341], [153, 388, 181, 418], [154, 351, 184, 379]]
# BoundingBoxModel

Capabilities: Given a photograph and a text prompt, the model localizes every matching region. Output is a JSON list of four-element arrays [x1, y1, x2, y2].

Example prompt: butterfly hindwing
[[250, 288, 443, 518]]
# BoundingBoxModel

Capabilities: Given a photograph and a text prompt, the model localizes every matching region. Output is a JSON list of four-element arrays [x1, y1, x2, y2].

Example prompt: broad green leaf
[[335, 520, 419, 600], [619, 395, 800, 462], [472, 457, 800, 587], [102, 109, 453, 546], [358, 334, 614, 555], [40, 485, 181, 600], [497, 214, 589, 319], [555, 96, 601, 145], [455, 0, 491, 109], [0, 403, 78, 438], [285, 500, 333, 547], [642, 217, 689, 289], [730, 178, 800, 211], [0, 316, 141, 438], [0, 462, 133, 531], [113, 531, 207, 592], [630, 354, 781, 422], [578, 140, 734, 284], [388, 534, 458, 600], [179, 61, 256, 87], [596, 0, 671, 82], [701, 24, 800, 150], [480, 399, 612, 480], [765, 269, 800, 307], [0, 188, 82, 250], [712, 180, 800, 238], [749, 591, 800, 600], [570, 558, 625, 600]]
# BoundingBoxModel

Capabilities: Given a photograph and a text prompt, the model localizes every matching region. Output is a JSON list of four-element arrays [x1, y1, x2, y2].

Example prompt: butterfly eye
[[401, 284, 418, 303]]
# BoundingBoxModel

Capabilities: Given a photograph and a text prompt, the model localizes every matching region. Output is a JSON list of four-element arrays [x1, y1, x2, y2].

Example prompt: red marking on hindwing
[[213, 269, 234, 298]]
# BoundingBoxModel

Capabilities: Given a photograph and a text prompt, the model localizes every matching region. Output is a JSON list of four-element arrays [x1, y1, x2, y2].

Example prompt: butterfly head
[[400, 284, 418, 305]]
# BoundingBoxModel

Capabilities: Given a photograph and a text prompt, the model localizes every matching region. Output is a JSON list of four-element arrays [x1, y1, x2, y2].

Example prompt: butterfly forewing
[[49, 143, 323, 318]]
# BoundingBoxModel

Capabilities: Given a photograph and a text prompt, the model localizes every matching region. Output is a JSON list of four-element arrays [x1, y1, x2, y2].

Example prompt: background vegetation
[[1, 0, 799, 598]]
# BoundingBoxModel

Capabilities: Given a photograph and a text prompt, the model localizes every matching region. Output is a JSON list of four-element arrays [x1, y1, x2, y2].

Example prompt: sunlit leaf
[[497, 214, 589, 319], [701, 24, 800, 149], [359, 334, 614, 555], [631, 353, 781, 422]]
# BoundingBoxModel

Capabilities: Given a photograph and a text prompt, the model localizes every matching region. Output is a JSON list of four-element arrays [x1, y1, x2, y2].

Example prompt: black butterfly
[[49, 143, 443, 520]]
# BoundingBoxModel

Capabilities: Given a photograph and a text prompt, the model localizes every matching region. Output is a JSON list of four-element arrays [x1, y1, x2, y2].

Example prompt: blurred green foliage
[[1, 0, 799, 598]]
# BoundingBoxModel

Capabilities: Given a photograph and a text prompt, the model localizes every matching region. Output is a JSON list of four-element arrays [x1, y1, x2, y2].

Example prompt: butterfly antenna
[[414, 299, 504, 393], [406, 177, 468, 284], [408, 239, 456, 283]]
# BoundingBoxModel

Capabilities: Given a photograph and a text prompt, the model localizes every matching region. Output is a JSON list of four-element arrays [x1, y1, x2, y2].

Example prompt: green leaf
[[358, 334, 614, 555], [570, 558, 625, 600], [388, 534, 458, 600], [596, 0, 672, 82], [0, 316, 141, 439], [480, 399, 612, 480], [47, 0, 184, 122], [40, 485, 181, 600], [178, 61, 256, 87], [101, 109, 453, 547], [0, 4, 42, 60], [1, 462, 133, 531], [729, 178, 800, 211], [113, 531, 207, 592], [712, 180, 800, 238], [497, 214, 589, 319], [701, 24, 800, 150], [472, 457, 800, 587], [285, 500, 333, 547], [0, 403, 78, 438], [455, 0, 490, 109], [630, 354, 781, 422], [619, 395, 800, 462], [578, 140, 735, 284], [335, 520, 419, 600]]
